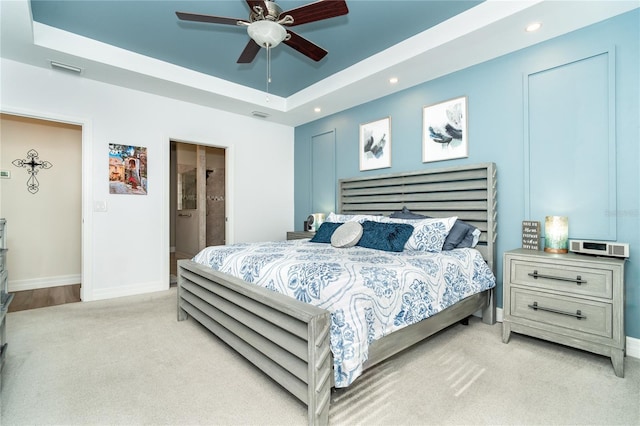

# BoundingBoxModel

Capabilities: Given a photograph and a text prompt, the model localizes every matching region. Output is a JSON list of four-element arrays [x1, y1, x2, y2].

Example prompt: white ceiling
[[1, 0, 637, 127]]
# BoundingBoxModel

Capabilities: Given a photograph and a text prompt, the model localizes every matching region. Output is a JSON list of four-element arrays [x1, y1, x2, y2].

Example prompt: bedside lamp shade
[[306, 213, 326, 232], [544, 216, 569, 253]]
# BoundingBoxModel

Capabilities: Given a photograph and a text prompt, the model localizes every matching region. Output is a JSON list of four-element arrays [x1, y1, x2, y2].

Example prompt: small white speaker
[[569, 239, 629, 258]]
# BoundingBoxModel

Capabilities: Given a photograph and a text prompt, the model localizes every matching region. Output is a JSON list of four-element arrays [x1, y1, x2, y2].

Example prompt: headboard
[[338, 163, 497, 274]]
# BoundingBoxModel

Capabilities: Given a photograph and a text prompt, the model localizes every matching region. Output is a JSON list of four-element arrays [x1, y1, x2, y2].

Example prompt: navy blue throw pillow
[[389, 206, 428, 220], [310, 222, 343, 243], [357, 221, 414, 252], [390, 207, 479, 250], [442, 220, 478, 250]]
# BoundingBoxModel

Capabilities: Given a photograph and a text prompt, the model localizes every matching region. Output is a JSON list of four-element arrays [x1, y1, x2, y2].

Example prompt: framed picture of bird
[[422, 96, 468, 163], [359, 116, 391, 171]]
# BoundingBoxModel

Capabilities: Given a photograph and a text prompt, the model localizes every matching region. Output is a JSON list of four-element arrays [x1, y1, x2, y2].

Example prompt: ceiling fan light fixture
[[247, 20, 287, 48]]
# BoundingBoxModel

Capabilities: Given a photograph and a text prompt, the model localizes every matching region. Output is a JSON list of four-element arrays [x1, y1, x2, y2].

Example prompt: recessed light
[[526, 22, 542, 32], [389, 77, 399, 84], [314, 107, 321, 113]]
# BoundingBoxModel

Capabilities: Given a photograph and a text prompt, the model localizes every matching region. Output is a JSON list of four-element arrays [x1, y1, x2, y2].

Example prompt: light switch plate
[[93, 200, 108, 212]]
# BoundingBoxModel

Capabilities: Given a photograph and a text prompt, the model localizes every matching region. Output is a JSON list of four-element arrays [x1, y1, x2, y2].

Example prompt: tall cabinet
[[0, 218, 13, 388]]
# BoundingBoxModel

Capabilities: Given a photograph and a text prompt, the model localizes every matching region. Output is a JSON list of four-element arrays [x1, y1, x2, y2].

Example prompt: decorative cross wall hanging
[[12, 149, 53, 194]]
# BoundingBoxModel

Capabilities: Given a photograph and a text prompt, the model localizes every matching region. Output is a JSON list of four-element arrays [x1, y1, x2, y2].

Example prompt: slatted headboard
[[338, 163, 497, 274]]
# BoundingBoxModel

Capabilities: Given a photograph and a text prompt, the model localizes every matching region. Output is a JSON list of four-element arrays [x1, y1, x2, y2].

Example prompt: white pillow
[[326, 212, 382, 224], [379, 216, 457, 252], [407, 216, 457, 252], [331, 222, 363, 248]]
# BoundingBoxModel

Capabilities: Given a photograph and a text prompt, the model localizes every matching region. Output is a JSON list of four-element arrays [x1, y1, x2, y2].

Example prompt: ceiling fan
[[176, 0, 349, 64]]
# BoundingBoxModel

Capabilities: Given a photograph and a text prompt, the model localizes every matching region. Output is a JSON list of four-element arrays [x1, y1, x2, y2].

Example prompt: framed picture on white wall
[[422, 96, 468, 163], [108, 144, 148, 195], [359, 116, 391, 171]]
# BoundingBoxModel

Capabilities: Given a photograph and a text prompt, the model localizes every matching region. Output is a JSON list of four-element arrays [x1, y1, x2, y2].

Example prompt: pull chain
[[266, 44, 271, 102]]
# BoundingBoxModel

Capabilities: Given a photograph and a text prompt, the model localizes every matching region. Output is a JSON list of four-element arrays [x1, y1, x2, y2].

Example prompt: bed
[[177, 162, 497, 425]]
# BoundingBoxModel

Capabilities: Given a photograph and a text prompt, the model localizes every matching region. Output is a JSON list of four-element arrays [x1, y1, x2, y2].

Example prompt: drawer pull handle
[[528, 301, 586, 320], [528, 270, 587, 285]]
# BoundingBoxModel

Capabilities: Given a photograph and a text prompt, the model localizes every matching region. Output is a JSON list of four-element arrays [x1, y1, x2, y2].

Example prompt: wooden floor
[[8, 284, 81, 312], [170, 251, 192, 286], [10, 253, 182, 312]]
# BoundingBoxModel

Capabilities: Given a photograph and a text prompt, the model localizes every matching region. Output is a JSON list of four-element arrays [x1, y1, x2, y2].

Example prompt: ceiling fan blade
[[237, 40, 262, 63], [284, 30, 328, 62], [282, 0, 349, 27], [175, 11, 247, 26]]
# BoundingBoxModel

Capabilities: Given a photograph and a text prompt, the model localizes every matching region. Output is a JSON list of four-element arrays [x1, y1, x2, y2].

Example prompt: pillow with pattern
[[379, 216, 457, 252], [387, 208, 481, 250], [326, 212, 383, 224]]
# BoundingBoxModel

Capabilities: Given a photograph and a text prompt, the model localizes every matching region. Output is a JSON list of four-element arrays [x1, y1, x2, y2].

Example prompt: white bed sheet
[[192, 240, 495, 387]]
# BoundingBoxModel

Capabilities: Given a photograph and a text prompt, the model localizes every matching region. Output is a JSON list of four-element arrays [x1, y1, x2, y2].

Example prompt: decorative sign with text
[[522, 221, 540, 250]]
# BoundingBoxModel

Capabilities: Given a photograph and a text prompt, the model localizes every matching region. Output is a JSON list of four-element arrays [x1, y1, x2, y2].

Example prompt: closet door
[[525, 49, 616, 240], [311, 131, 336, 214]]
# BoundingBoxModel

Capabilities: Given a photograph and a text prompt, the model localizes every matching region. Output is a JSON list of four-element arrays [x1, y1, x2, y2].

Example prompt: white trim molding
[[627, 336, 640, 359], [9, 274, 81, 292], [90, 280, 167, 302]]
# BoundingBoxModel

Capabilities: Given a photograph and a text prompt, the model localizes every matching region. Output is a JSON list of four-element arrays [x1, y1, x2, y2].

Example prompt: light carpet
[[1, 288, 638, 425]]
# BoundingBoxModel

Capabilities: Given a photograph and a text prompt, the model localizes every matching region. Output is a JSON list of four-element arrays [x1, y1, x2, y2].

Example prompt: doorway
[[0, 113, 82, 310], [169, 141, 226, 281]]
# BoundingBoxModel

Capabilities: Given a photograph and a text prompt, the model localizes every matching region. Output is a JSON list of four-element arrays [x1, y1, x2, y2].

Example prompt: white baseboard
[[495, 307, 639, 359], [88, 280, 168, 302], [626, 336, 640, 359], [9, 274, 81, 292]]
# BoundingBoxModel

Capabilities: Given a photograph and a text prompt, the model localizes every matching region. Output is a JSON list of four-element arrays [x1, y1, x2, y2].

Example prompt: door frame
[[167, 137, 232, 269], [1, 106, 92, 300]]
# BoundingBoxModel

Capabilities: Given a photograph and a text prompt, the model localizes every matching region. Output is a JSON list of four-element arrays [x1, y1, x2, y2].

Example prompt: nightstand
[[502, 248, 625, 377], [286, 231, 315, 240]]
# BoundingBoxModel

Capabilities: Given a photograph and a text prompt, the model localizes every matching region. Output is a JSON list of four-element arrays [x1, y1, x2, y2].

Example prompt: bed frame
[[177, 162, 497, 425]]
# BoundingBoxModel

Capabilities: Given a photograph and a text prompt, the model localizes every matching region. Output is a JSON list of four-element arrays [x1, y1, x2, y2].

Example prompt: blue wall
[[294, 10, 639, 338]]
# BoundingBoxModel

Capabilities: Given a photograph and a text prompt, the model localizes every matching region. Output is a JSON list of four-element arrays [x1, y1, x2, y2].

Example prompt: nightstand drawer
[[511, 260, 612, 299], [510, 288, 612, 338]]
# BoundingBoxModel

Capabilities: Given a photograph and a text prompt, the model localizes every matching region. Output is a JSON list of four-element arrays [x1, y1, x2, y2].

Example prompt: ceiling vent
[[50, 61, 82, 74], [251, 111, 270, 119]]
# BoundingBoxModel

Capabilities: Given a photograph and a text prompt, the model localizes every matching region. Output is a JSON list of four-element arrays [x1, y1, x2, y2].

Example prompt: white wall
[[0, 58, 295, 301]]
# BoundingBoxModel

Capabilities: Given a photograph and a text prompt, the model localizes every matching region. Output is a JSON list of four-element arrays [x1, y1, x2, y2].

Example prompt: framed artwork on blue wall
[[359, 116, 391, 171], [423, 96, 468, 163]]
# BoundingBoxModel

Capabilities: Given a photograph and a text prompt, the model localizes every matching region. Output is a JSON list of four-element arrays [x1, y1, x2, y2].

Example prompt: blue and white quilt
[[192, 240, 496, 387]]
